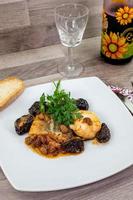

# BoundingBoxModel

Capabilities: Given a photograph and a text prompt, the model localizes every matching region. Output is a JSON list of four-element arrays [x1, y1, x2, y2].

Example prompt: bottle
[[101, 0, 133, 64]]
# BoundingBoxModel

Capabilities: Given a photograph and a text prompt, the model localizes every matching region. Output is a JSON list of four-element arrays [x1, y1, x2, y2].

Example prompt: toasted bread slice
[[0, 77, 25, 111]]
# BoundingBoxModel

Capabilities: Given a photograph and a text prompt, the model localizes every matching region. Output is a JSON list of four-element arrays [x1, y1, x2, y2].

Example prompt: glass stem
[[68, 47, 74, 70]]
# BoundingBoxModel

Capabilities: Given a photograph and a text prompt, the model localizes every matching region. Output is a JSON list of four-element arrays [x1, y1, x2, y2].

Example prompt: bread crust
[[0, 77, 25, 111]]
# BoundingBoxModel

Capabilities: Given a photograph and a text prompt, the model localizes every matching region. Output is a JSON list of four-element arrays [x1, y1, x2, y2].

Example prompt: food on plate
[[39, 81, 81, 126], [0, 77, 25, 111], [25, 130, 84, 156], [29, 101, 40, 116], [70, 110, 102, 140], [96, 123, 111, 143], [76, 98, 89, 110], [25, 112, 83, 156], [29, 113, 52, 135], [61, 138, 84, 153], [15, 114, 33, 135], [14, 80, 111, 158]]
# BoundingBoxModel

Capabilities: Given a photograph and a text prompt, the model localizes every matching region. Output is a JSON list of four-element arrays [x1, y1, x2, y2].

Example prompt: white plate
[[0, 77, 133, 192]]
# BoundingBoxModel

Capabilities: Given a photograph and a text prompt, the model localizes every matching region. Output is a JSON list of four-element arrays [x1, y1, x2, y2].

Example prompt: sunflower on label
[[101, 0, 133, 64], [102, 32, 128, 59], [115, 6, 133, 25]]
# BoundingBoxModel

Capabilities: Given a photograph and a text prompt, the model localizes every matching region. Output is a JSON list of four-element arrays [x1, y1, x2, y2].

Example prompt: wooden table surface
[[0, 37, 133, 200]]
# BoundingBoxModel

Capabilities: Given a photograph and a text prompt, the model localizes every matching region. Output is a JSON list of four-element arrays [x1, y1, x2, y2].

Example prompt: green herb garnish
[[39, 93, 46, 113], [39, 80, 81, 126]]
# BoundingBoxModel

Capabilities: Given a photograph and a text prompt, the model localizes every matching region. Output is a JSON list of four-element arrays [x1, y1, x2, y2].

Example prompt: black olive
[[29, 101, 40, 116], [61, 138, 84, 153], [76, 98, 89, 110], [15, 114, 34, 135], [96, 123, 111, 143]]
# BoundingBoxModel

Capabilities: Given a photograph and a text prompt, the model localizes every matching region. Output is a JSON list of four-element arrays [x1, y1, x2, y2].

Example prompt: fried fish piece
[[29, 114, 50, 135]]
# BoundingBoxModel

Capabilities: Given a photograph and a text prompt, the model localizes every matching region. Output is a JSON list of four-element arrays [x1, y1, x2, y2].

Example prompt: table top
[[0, 36, 133, 200]]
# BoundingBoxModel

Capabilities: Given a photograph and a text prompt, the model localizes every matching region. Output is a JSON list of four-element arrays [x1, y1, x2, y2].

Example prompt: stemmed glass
[[55, 3, 89, 78]]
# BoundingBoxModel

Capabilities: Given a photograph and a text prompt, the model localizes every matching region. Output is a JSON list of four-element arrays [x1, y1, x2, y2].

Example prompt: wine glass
[[55, 3, 89, 78]]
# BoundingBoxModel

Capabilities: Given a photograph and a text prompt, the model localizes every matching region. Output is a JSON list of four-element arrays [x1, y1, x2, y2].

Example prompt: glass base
[[58, 62, 83, 78]]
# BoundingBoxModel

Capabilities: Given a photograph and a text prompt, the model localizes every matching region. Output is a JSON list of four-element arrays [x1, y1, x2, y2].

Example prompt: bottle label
[[101, 2, 133, 60], [112, 0, 126, 3]]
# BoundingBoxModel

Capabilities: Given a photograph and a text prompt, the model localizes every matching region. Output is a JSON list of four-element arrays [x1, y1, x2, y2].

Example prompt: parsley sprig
[[39, 80, 81, 126], [39, 93, 46, 113]]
